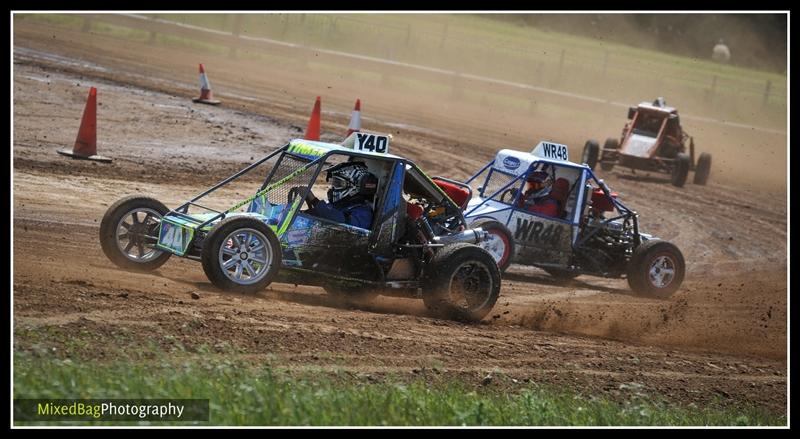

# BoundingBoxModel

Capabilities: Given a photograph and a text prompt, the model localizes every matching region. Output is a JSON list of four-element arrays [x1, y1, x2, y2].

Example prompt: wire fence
[[220, 14, 786, 113], [56, 13, 787, 128]]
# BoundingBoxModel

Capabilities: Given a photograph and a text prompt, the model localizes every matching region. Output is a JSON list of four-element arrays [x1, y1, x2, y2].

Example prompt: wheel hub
[[115, 207, 164, 263], [649, 255, 675, 288], [218, 228, 273, 286], [450, 261, 492, 310]]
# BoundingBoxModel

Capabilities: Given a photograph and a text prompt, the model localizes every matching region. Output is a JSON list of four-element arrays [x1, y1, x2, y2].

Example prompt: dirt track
[[12, 19, 787, 414]]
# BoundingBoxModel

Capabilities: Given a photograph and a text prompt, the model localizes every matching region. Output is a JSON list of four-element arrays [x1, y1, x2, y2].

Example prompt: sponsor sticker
[[502, 156, 521, 170]]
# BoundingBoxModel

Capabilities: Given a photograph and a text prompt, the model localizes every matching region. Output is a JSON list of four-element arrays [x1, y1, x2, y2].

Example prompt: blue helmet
[[526, 170, 553, 199]]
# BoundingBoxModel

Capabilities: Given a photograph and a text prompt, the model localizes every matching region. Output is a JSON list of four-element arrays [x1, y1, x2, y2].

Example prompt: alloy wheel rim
[[448, 260, 493, 311], [115, 208, 164, 262], [648, 255, 676, 289], [218, 228, 273, 285]]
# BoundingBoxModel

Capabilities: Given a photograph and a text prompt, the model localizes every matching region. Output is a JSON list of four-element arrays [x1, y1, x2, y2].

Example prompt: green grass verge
[[13, 350, 784, 426]]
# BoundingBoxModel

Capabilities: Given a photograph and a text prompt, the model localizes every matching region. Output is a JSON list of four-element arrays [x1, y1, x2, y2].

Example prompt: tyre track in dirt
[[12, 214, 786, 411]]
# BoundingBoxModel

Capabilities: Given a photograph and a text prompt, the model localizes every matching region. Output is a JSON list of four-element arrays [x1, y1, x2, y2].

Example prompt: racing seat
[[432, 178, 471, 210], [549, 178, 570, 219], [406, 202, 424, 220]]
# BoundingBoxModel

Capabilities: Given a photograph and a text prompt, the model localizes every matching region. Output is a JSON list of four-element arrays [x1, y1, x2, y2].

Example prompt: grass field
[[15, 13, 787, 129], [13, 348, 784, 426], [152, 13, 787, 114]]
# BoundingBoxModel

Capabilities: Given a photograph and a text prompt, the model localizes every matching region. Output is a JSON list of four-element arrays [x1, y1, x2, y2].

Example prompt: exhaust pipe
[[433, 228, 488, 245]]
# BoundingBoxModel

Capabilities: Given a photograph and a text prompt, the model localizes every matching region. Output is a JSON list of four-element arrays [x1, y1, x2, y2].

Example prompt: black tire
[[423, 243, 501, 322], [670, 153, 691, 187], [543, 267, 579, 283], [600, 138, 619, 171], [626, 240, 685, 298], [201, 216, 282, 294], [693, 152, 712, 185], [603, 137, 620, 151], [582, 140, 600, 171], [470, 219, 515, 273], [99, 196, 172, 271]]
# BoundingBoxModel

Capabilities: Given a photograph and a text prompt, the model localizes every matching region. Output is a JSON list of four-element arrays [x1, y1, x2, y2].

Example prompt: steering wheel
[[500, 188, 518, 204], [288, 187, 315, 209]]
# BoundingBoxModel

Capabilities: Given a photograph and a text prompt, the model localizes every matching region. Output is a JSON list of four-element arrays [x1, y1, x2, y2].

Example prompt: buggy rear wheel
[[423, 243, 501, 322], [99, 196, 172, 271], [693, 152, 712, 185], [201, 217, 282, 294], [600, 138, 619, 171], [670, 153, 691, 187], [582, 140, 600, 171]]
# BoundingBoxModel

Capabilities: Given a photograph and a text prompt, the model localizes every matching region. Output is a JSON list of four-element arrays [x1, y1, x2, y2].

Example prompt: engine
[[577, 215, 635, 275]]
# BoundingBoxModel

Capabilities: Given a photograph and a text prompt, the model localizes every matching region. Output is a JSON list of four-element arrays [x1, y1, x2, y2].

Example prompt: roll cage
[[464, 157, 642, 247], [161, 140, 469, 241]]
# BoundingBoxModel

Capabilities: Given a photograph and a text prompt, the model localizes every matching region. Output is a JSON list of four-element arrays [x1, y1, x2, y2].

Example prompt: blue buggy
[[99, 133, 501, 321]]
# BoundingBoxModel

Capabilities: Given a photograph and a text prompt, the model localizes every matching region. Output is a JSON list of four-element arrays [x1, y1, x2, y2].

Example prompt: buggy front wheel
[[626, 240, 685, 298], [201, 217, 282, 294]]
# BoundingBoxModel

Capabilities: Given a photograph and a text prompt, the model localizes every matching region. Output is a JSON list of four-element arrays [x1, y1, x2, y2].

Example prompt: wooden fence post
[[556, 49, 565, 86], [229, 14, 243, 59], [451, 73, 463, 100], [280, 14, 290, 38], [709, 75, 717, 102], [439, 22, 449, 52], [762, 80, 772, 108]]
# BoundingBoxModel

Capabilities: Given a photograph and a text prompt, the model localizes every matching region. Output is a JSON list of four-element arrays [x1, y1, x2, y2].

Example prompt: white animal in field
[[712, 39, 731, 63]]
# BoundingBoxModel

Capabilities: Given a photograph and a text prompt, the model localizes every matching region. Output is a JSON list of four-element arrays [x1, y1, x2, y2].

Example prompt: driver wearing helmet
[[517, 170, 559, 218], [291, 161, 377, 229]]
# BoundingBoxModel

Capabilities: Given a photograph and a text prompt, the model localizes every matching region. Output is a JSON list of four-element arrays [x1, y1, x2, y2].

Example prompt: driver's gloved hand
[[305, 190, 318, 206], [289, 186, 317, 207]]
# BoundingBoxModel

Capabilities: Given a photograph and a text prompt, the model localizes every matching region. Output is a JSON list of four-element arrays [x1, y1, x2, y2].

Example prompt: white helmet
[[325, 162, 378, 204]]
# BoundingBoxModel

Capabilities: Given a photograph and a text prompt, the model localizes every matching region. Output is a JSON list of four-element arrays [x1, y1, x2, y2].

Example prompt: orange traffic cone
[[56, 87, 112, 163], [192, 63, 221, 105], [345, 98, 361, 138], [304, 96, 321, 141]]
